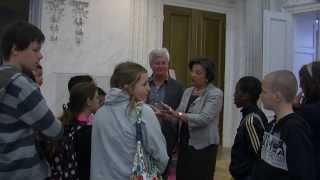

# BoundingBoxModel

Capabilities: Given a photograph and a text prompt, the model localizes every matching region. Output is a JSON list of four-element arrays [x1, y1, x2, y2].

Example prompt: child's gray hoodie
[[90, 88, 169, 180]]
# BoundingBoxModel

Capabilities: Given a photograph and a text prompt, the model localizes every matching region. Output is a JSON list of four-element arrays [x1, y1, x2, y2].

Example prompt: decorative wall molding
[[71, 0, 89, 44], [283, 0, 320, 13], [263, 0, 285, 12], [46, 0, 67, 41], [283, 0, 317, 6], [45, 0, 90, 44]]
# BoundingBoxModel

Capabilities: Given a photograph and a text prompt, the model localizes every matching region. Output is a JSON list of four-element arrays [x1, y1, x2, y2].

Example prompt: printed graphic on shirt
[[261, 132, 288, 171]]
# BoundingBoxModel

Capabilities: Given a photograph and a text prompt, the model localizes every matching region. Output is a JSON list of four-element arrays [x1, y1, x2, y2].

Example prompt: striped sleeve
[[14, 76, 63, 138], [245, 114, 261, 154]]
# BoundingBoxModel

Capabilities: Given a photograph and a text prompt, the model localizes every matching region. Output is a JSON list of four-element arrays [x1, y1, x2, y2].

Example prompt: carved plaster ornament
[[71, 0, 89, 44], [46, 0, 66, 41]]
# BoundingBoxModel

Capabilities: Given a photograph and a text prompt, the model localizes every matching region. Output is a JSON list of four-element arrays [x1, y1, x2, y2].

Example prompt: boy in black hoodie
[[252, 70, 316, 180], [229, 76, 268, 180]]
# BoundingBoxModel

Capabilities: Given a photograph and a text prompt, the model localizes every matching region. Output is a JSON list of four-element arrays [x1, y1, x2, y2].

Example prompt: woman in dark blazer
[[164, 57, 223, 180]]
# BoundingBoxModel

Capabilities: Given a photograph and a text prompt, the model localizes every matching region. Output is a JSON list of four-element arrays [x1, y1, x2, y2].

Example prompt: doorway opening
[[293, 11, 320, 86]]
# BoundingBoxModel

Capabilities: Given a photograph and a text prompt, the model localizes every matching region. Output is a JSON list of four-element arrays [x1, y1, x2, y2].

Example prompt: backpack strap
[[135, 106, 143, 143]]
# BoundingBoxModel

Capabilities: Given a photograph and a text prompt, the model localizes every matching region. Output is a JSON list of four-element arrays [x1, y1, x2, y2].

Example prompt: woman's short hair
[[148, 48, 170, 66], [110, 61, 147, 89], [189, 57, 215, 83]]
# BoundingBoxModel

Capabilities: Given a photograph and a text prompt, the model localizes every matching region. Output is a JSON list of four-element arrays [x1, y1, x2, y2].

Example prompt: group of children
[[230, 64, 320, 180], [1, 20, 320, 180], [0, 20, 109, 179]]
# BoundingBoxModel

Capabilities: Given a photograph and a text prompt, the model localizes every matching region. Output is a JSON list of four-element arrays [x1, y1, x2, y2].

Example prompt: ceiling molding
[[162, 0, 236, 13], [283, 0, 320, 14]]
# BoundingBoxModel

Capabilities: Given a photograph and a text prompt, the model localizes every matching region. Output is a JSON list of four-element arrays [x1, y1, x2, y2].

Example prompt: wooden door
[[163, 6, 192, 85], [163, 5, 226, 143], [198, 10, 225, 90], [163, 5, 225, 89]]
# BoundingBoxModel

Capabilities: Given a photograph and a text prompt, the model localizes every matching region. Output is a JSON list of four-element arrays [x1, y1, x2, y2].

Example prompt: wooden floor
[[214, 147, 232, 180], [168, 147, 232, 180]]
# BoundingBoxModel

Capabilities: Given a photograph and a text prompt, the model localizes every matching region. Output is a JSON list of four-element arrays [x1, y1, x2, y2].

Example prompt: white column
[[129, 0, 148, 66], [129, 0, 163, 69], [243, 0, 264, 78]]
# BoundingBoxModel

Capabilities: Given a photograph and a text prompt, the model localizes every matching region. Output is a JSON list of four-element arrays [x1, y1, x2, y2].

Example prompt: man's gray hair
[[148, 48, 170, 66]]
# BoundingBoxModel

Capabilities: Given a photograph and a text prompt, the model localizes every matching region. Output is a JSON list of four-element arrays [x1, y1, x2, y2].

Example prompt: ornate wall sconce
[[46, 0, 66, 41], [71, 0, 89, 44]]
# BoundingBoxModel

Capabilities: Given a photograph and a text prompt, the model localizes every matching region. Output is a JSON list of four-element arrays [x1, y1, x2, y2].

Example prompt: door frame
[[284, 1, 320, 14], [283, 1, 320, 67], [29, 0, 42, 27], [160, 0, 237, 147]]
